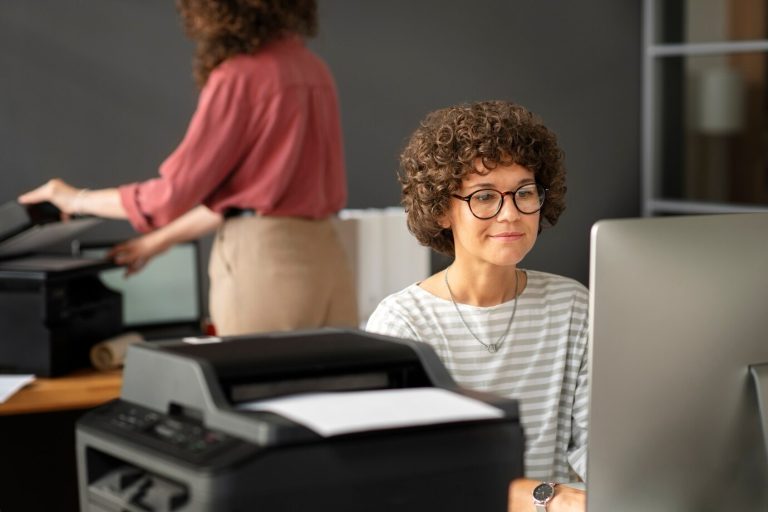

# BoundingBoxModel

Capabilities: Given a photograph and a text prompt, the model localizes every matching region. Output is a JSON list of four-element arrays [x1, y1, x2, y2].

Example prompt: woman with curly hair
[[20, 0, 358, 335], [366, 100, 588, 511]]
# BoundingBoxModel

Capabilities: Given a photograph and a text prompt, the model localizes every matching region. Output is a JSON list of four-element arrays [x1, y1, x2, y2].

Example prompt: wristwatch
[[532, 482, 558, 511]]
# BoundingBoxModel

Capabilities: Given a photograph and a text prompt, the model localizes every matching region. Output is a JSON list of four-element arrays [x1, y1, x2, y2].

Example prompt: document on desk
[[0, 375, 35, 404], [238, 387, 504, 437]]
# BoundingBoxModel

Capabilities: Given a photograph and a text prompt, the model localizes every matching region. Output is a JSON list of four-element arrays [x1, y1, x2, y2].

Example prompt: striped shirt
[[365, 269, 589, 482]]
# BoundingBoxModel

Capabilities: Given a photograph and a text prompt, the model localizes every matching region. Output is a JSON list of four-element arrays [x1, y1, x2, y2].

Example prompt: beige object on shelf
[[90, 332, 144, 371], [697, 66, 745, 136]]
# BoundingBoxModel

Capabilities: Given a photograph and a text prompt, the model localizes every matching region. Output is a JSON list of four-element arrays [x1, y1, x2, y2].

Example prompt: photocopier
[[0, 200, 122, 376], [76, 329, 525, 511]]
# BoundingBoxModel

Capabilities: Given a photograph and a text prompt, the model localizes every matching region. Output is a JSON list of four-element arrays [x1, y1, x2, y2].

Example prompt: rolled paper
[[90, 332, 144, 371]]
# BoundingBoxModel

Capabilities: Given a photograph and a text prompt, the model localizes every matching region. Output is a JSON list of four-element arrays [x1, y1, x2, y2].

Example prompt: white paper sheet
[[238, 387, 504, 437], [0, 375, 35, 404]]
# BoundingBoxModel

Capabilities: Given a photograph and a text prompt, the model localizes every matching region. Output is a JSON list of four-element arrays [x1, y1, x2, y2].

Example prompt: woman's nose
[[495, 193, 521, 221]]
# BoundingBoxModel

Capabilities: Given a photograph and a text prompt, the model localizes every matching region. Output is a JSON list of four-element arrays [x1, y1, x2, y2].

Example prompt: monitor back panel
[[587, 213, 768, 511]]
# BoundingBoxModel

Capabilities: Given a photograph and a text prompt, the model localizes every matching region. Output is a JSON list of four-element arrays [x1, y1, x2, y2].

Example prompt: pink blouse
[[119, 36, 347, 233]]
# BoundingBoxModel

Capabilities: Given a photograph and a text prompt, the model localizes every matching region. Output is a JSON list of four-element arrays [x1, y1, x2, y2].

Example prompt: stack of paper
[[0, 375, 35, 404], [238, 387, 503, 437]]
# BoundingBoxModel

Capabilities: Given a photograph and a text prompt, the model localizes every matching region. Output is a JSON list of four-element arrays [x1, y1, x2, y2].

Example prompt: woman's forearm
[[74, 187, 127, 219], [151, 205, 223, 247], [108, 205, 223, 275]]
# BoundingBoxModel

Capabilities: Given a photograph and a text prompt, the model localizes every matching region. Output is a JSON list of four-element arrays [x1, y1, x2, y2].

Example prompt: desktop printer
[[0, 200, 122, 376], [76, 329, 525, 511]]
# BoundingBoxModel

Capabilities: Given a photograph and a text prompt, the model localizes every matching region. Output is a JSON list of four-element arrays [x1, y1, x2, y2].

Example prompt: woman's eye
[[517, 186, 539, 199], [474, 192, 496, 203]]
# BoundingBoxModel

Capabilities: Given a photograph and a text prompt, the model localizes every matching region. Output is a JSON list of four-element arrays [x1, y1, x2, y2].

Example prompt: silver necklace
[[444, 267, 519, 354]]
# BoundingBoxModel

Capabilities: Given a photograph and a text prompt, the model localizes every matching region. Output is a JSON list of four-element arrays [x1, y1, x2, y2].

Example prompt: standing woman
[[366, 101, 588, 511], [19, 0, 358, 335]]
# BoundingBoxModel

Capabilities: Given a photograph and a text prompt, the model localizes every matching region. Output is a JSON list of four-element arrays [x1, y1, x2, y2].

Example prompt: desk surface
[[0, 369, 122, 415]]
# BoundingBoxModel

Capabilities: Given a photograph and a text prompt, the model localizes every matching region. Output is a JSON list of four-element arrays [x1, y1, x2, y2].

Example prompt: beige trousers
[[208, 215, 358, 336]]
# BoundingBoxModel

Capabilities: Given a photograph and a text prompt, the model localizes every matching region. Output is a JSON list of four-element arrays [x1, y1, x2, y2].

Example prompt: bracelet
[[72, 188, 90, 215]]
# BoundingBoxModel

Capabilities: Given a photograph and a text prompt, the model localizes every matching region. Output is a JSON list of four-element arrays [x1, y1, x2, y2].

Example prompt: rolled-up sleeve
[[119, 67, 253, 233]]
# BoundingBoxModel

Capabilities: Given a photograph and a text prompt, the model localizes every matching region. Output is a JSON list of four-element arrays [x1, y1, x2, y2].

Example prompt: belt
[[223, 208, 258, 219]]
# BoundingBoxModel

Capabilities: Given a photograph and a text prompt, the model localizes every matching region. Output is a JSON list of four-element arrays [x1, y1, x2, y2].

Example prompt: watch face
[[533, 483, 555, 502]]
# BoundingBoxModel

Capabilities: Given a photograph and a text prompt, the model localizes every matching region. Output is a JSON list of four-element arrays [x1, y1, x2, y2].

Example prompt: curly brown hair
[[176, 0, 317, 87], [399, 100, 567, 256]]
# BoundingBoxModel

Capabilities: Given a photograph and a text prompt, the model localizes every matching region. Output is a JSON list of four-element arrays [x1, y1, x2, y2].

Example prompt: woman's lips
[[491, 231, 524, 240]]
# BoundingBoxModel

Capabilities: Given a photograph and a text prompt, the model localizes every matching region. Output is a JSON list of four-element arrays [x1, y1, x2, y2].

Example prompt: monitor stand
[[750, 363, 768, 459]]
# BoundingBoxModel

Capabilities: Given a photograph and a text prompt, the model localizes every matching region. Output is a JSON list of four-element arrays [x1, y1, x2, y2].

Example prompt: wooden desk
[[0, 369, 123, 511], [0, 368, 122, 416]]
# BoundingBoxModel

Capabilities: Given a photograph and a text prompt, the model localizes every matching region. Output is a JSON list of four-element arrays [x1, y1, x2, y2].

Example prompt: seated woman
[[366, 100, 587, 512]]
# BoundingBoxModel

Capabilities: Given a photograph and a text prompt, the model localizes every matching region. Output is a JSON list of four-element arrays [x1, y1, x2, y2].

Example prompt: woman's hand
[[19, 179, 127, 219], [508, 479, 585, 512], [108, 232, 172, 276], [108, 205, 223, 276], [18, 178, 82, 216]]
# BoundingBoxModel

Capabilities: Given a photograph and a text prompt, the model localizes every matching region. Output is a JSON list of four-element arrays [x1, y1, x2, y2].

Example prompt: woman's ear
[[438, 213, 451, 230]]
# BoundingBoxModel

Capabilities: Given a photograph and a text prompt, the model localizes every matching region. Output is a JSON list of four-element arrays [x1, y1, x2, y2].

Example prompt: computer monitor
[[587, 213, 768, 511], [79, 241, 205, 339]]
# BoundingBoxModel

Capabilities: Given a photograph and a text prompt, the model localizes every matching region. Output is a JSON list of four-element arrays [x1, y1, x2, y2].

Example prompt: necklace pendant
[[444, 267, 518, 357]]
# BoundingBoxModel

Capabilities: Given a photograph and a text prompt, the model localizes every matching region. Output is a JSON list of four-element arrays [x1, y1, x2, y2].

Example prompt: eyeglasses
[[452, 183, 547, 219]]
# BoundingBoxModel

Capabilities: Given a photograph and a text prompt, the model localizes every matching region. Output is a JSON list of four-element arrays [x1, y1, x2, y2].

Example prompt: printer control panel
[[82, 401, 262, 511], [91, 401, 245, 465]]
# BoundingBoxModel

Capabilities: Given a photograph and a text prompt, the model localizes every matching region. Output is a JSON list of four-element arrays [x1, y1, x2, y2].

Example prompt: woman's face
[[442, 161, 540, 270]]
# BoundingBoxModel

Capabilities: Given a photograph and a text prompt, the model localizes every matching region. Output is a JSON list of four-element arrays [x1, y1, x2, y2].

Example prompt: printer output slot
[[229, 371, 389, 402], [227, 363, 431, 404], [85, 448, 189, 512]]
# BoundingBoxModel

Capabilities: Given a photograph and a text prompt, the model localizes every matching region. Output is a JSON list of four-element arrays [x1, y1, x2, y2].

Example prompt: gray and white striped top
[[365, 269, 589, 482]]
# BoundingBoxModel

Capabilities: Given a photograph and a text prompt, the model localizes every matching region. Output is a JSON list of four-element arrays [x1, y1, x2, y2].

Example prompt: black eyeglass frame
[[451, 183, 548, 220]]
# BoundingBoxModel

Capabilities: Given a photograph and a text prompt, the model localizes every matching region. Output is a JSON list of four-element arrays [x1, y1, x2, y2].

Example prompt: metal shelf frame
[[642, 0, 768, 216]]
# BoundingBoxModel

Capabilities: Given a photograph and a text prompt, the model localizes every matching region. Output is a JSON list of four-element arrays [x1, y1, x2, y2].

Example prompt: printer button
[[188, 440, 207, 453], [153, 424, 176, 439], [110, 417, 136, 431], [118, 413, 140, 425], [204, 432, 223, 444], [171, 433, 187, 445], [164, 418, 183, 430]]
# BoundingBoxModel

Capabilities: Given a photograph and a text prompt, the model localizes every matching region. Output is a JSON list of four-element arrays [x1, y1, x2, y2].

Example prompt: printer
[[0, 200, 122, 376], [76, 329, 525, 511]]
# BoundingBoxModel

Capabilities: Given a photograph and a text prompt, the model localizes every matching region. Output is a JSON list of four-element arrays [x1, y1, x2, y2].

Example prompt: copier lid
[[0, 254, 115, 281], [161, 330, 423, 385], [0, 200, 100, 260]]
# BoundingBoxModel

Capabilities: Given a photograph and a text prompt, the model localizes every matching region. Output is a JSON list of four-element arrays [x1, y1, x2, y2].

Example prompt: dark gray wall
[[0, 1, 641, 287], [312, 1, 643, 284], [0, 1, 196, 199]]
